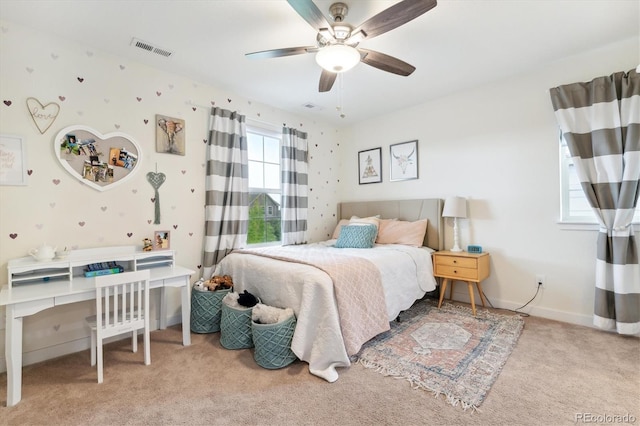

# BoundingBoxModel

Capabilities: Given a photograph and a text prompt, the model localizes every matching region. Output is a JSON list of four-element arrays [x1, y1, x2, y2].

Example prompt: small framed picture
[[156, 114, 185, 156], [0, 134, 28, 186], [358, 147, 382, 184], [390, 140, 418, 181], [154, 230, 170, 250]]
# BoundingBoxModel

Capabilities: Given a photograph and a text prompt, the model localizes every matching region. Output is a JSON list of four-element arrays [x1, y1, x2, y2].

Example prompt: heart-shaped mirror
[[54, 125, 142, 191]]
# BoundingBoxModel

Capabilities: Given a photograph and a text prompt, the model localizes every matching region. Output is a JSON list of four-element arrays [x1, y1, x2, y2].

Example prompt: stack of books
[[84, 262, 124, 277]]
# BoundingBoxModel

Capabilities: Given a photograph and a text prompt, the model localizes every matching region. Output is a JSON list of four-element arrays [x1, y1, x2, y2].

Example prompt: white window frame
[[247, 124, 282, 246], [559, 136, 640, 230]]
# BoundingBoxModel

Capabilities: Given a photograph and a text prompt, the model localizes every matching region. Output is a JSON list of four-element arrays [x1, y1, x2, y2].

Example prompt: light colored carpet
[[354, 300, 524, 410], [1, 300, 638, 425]]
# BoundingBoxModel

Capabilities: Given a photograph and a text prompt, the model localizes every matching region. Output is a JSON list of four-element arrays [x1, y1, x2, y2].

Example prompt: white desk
[[1, 264, 194, 407]]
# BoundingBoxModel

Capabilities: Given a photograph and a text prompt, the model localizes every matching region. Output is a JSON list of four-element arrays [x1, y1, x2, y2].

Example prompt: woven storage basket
[[190, 288, 231, 334], [220, 300, 256, 349], [252, 314, 297, 369]]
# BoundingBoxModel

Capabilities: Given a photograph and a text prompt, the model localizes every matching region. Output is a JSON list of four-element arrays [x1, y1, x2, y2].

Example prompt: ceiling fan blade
[[319, 70, 337, 92], [358, 48, 416, 76], [351, 0, 437, 41], [245, 46, 317, 60], [287, 0, 334, 35]]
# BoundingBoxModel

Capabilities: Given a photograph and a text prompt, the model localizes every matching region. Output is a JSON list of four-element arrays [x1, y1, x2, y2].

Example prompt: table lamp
[[443, 196, 467, 252]]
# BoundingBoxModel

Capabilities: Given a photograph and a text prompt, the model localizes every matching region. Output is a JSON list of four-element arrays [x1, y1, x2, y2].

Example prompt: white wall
[[339, 37, 639, 326], [0, 20, 343, 370]]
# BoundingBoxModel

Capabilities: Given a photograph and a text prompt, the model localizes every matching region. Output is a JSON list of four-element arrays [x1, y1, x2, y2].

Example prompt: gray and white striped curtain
[[550, 69, 640, 335], [281, 127, 308, 245], [202, 107, 248, 279]]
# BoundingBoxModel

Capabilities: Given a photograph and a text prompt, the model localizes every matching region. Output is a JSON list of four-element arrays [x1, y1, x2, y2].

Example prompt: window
[[560, 136, 640, 224], [247, 127, 281, 245]]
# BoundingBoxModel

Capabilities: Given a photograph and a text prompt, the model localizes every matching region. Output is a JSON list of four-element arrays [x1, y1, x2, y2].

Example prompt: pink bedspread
[[234, 246, 390, 355]]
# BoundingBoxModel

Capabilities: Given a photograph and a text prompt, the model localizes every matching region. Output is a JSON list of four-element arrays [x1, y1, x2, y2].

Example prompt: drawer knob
[[453, 270, 458, 274], [453, 260, 457, 264]]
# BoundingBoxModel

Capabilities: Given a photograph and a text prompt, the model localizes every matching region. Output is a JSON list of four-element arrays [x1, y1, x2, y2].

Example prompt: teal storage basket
[[220, 300, 256, 349], [252, 314, 297, 369], [190, 288, 231, 334]]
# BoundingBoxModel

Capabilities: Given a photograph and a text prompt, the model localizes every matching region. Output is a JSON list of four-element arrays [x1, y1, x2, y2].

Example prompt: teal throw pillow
[[335, 225, 377, 249]]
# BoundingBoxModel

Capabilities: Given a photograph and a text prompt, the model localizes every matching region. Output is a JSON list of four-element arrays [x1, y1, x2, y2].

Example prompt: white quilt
[[213, 241, 436, 382]]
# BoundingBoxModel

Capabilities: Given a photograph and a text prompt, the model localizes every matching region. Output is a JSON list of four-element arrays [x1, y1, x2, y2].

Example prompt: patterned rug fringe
[[356, 357, 480, 412]]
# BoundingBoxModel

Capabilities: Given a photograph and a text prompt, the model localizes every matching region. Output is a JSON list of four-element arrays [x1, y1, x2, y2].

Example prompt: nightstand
[[432, 250, 490, 316]]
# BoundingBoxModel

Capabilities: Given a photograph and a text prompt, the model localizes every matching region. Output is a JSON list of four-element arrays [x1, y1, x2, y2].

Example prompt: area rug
[[352, 299, 524, 410]]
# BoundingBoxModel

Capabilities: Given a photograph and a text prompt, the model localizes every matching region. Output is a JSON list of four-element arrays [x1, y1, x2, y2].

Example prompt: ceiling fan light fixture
[[315, 44, 360, 73]]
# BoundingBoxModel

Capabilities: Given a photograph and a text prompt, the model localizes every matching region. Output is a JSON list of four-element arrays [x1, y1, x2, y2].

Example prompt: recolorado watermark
[[575, 413, 637, 424]]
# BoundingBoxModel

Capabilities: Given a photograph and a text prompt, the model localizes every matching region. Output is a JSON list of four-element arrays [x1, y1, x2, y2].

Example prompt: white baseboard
[[0, 314, 183, 374], [449, 290, 595, 328], [495, 299, 594, 328]]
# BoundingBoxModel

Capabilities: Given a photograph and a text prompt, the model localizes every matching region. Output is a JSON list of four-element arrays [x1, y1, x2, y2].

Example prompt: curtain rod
[[185, 101, 281, 131], [246, 117, 282, 132], [185, 100, 213, 110]]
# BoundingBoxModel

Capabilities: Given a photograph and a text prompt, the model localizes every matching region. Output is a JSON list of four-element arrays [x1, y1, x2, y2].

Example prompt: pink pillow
[[332, 219, 351, 239], [376, 219, 428, 247]]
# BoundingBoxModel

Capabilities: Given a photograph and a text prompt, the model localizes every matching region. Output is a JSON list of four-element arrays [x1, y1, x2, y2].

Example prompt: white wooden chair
[[85, 270, 151, 383]]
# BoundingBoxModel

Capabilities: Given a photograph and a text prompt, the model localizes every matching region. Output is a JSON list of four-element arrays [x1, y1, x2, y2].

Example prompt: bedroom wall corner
[[336, 37, 639, 327]]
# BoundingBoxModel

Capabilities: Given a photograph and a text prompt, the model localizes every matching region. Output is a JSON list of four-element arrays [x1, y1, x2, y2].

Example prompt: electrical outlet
[[536, 274, 546, 287]]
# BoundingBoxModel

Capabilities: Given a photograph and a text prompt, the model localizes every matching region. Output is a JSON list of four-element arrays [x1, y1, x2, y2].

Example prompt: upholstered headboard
[[337, 198, 444, 251]]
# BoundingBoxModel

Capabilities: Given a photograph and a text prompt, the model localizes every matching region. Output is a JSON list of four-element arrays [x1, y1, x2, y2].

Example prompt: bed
[[213, 198, 444, 382]]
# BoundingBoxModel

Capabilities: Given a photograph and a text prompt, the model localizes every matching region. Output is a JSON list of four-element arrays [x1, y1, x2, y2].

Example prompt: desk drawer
[[434, 256, 477, 269], [434, 265, 478, 280]]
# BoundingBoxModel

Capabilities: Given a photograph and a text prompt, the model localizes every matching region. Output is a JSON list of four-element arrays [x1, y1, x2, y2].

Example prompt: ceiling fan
[[245, 0, 437, 93]]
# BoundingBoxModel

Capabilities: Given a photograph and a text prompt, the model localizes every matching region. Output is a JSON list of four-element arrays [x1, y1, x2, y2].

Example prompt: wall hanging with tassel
[[146, 164, 166, 224]]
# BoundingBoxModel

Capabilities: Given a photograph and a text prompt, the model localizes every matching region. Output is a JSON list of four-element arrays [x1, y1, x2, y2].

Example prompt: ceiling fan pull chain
[[338, 73, 346, 119]]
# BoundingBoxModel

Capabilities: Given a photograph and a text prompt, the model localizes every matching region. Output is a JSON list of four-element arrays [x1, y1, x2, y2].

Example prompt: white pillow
[[332, 215, 380, 239], [349, 215, 380, 229]]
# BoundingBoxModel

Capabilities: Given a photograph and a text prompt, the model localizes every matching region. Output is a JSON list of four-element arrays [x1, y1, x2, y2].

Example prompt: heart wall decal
[[54, 125, 142, 191], [26, 97, 60, 134]]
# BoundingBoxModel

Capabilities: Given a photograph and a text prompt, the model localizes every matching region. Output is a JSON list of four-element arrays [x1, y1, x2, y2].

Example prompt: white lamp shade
[[442, 196, 467, 218], [315, 45, 360, 73]]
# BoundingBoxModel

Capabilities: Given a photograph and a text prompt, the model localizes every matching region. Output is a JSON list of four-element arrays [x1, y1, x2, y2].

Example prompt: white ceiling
[[1, 0, 638, 126]]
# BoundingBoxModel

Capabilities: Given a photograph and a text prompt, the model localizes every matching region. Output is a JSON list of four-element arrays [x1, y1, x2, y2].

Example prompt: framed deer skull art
[[389, 140, 418, 181]]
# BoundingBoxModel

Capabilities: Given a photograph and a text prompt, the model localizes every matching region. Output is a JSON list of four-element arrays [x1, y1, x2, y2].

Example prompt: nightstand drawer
[[433, 256, 477, 269], [434, 265, 478, 280]]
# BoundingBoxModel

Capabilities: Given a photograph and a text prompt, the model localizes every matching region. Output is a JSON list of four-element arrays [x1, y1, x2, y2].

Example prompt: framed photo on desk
[[154, 231, 170, 250]]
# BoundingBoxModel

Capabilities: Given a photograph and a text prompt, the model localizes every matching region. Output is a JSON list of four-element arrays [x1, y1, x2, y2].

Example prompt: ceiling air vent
[[130, 37, 173, 58], [302, 103, 322, 110]]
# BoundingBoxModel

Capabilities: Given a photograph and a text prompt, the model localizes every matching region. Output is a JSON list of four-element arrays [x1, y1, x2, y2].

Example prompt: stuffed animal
[[203, 275, 234, 291], [222, 291, 240, 307], [252, 303, 294, 325], [222, 290, 259, 308], [142, 238, 153, 252], [237, 290, 259, 307], [193, 278, 206, 292]]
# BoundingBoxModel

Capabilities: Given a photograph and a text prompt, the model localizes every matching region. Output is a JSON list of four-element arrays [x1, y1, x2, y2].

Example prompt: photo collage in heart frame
[[54, 125, 142, 191]]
